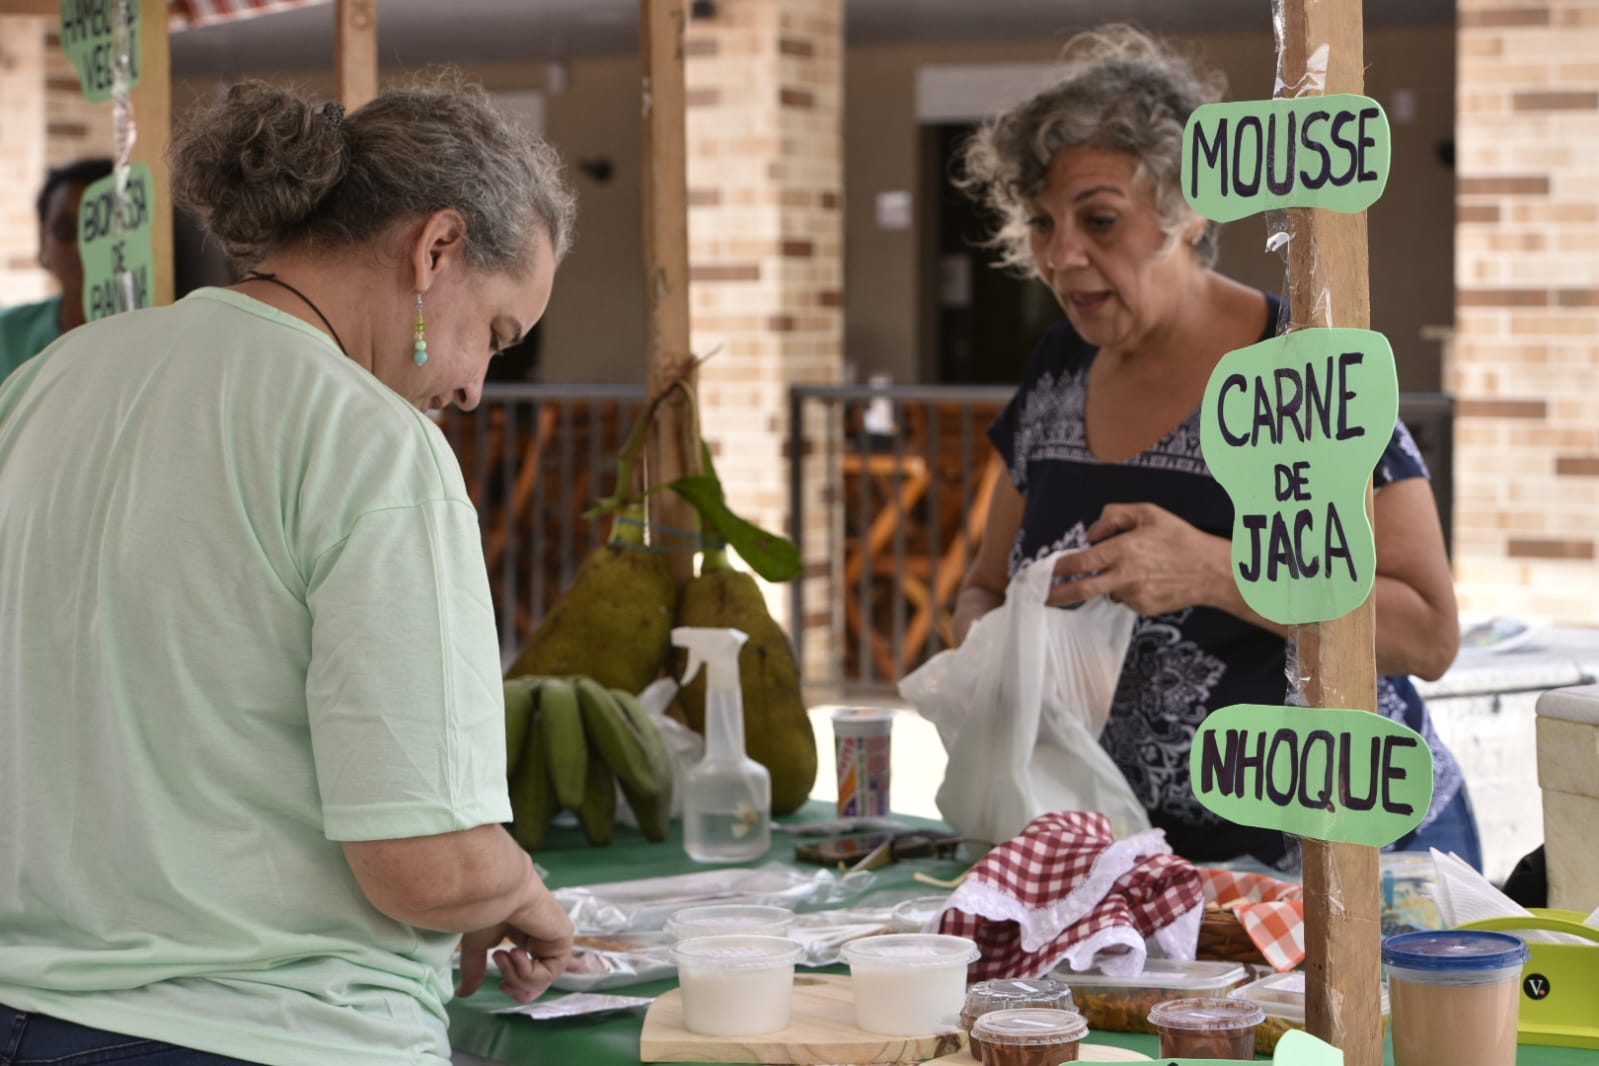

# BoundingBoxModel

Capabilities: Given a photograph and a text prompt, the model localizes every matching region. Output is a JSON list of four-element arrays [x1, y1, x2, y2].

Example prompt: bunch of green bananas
[[503, 675, 674, 849]]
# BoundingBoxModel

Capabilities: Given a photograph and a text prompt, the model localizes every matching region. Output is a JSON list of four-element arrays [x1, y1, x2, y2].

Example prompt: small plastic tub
[[1383, 930, 1530, 1066], [1063, 958, 1249, 1033], [1148, 997, 1265, 1059], [841, 933, 980, 1035], [960, 978, 1077, 1060], [970, 1008, 1088, 1066], [670, 935, 804, 1037], [665, 904, 795, 941]]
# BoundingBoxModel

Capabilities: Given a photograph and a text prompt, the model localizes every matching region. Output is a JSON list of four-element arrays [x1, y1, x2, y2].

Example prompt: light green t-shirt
[[0, 289, 511, 1066], [0, 295, 61, 382]]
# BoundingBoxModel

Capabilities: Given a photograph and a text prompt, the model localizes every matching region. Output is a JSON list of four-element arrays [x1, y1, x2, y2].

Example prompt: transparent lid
[[963, 978, 1076, 1015], [1148, 997, 1265, 1032], [1058, 958, 1247, 991], [666, 904, 795, 940], [889, 895, 949, 932], [841, 933, 979, 970], [971, 1008, 1088, 1046], [1230, 972, 1389, 1024], [831, 708, 895, 735], [670, 935, 803, 972]]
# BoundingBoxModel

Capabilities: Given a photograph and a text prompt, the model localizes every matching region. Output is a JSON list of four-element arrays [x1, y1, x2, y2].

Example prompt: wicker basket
[[1195, 903, 1268, 965]]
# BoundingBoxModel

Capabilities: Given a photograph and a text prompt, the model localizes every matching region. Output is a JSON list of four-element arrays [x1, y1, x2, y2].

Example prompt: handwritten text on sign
[[60, 0, 141, 102], [1181, 95, 1390, 222], [1199, 329, 1398, 625], [79, 164, 156, 322], [1188, 704, 1433, 848]]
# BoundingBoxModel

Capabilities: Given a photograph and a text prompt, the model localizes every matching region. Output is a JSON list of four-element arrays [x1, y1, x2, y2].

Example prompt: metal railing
[[444, 383, 1453, 689]]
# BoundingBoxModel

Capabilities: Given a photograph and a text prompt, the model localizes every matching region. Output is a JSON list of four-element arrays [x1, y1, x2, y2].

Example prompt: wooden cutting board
[[639, 973, 966, 1063], [926, 1043, 1150, 1063]]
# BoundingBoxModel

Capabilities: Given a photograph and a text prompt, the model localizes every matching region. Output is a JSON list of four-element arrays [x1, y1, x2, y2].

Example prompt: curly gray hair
[[956, 24, 1226, 274], [170, 70, 575, 274]]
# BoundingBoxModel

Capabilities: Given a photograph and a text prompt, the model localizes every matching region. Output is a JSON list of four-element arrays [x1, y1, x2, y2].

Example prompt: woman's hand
[[1048, 502, 1233, 616], [456, 883, 574, 1003]]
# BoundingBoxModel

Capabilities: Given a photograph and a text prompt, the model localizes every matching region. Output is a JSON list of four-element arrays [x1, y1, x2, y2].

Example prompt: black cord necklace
[[243, 270, 350, 357]]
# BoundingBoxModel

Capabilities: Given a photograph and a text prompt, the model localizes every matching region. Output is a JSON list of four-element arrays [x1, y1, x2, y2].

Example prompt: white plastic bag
[[899, 550, 1148, 844]]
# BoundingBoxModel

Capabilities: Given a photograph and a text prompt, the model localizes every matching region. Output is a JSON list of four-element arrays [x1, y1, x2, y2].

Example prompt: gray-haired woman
[[950, 26, 1475, 871], [0, 75, 576, 1065]]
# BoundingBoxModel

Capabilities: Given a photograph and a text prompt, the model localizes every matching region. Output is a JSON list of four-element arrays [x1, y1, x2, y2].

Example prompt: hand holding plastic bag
[[899, 550, 1148, 844]]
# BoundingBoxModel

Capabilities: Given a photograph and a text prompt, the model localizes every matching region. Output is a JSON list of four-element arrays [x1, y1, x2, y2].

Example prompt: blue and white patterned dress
[[988, 296, 1463, 868]]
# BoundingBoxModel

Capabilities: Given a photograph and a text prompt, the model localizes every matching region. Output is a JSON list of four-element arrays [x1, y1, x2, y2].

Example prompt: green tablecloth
[[446, 805, 1596, 1066]]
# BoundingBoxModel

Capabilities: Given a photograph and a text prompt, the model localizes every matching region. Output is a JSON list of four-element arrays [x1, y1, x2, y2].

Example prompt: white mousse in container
[[841, 933, 980, 1035], [670, 935, 804, 1037], [665, 904, 796, 942]]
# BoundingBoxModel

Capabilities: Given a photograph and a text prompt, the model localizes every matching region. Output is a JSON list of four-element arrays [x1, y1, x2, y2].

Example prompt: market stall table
[[446, 805, 1598, 1066]]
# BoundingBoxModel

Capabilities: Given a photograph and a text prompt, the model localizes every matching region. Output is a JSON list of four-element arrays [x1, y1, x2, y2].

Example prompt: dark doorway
[[925, 122, 1062, 386]]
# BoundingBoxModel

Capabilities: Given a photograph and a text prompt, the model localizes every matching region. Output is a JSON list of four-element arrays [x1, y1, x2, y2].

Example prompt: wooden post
[[1282, 2, 1384, 1064], [129, 0, 172, 306], [639, 0, 699, 582], [335, 0, 378, 111]]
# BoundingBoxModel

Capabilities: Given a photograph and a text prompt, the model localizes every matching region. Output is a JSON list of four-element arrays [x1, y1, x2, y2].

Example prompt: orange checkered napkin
[[1203, 868, 1305, 971]]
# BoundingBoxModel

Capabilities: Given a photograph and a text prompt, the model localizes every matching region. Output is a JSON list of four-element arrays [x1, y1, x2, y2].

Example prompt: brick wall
[[0, 19, 115, 307], [684, 0, 844, 679], [1454, 0, 1599, 623]]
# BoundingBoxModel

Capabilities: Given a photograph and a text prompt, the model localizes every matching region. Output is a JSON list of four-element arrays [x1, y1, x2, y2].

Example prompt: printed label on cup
[[833, 711, 892, 818]]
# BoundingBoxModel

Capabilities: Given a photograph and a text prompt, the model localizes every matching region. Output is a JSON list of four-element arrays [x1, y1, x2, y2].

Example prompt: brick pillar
[[0, 21, 115, 306], [1453, 0, 1599, 622], [684, 0, 843, 683]]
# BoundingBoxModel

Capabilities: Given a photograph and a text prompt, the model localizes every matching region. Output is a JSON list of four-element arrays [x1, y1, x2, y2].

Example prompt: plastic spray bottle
[[673, 626, 771, 863]]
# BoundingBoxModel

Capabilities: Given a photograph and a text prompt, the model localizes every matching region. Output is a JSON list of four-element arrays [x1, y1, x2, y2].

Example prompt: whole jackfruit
[[674, 548, 817, 815], [506, 505, 678, 694]]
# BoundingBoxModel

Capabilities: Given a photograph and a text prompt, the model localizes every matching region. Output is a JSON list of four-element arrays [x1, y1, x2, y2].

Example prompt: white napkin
[[1431, 848, 1599, 946]]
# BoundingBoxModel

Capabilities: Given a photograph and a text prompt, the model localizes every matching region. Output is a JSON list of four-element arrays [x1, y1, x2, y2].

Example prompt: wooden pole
[[640, 0, 699, 582], [129, 0, 172, 306], [1281, 2, 1383, 1064], [335, 0, 379, 110]]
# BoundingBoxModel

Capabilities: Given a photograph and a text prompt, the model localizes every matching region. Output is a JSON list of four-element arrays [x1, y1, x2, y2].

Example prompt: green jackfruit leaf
[[666, 474, 801, 583]]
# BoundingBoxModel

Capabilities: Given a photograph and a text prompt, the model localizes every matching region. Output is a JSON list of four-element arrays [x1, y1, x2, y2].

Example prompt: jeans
[[0, 1006, 262, 1066], [1388, 778, 1485, 873]]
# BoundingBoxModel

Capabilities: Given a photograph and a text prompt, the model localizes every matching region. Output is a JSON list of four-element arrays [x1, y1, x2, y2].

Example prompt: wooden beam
[[0, 1, 61, 16], [1281, 2, 1383, 1065], [335, 0, 378, 110], [129, 0, 172, 306], [640, 0, 699, 581]]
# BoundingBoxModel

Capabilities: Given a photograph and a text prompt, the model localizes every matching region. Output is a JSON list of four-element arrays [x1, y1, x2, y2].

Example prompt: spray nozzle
[[673, 626, 749, 688]]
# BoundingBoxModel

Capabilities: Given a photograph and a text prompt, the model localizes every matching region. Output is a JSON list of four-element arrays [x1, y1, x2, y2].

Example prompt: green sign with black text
[[60, 0, 141, 102], [1188, 704, 1433, 847], [78, 164, 156, 322]]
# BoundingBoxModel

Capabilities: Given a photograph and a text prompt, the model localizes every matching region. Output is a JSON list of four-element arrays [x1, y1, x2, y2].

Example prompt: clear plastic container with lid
[[1148, 997, 1265, 1058], [670, 935, 804, 1037], [1231, 971, 1391, 1055], [1056, 958, 1249, 1033], [841, 933, 980, 1036], [969, 1008, 1089, 1066], [664, 904, 795, 941], [960, 978, 1077, 1060], [1383, 930, 1530, 1066]]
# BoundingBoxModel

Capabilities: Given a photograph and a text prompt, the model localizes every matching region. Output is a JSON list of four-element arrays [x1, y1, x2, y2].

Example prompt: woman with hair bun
[[951, 25, 1475, 872], [0, 75, 576, 1064]]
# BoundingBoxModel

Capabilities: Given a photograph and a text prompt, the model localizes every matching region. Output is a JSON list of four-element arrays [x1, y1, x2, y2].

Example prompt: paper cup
[[832, 709, 893, 818]]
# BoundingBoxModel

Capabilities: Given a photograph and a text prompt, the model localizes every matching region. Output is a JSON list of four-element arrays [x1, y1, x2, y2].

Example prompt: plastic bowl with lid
[[1148, 996, 1265, 1059], [960, 978, 1076, 1059], [1383, 930, 1529, 1066], [970, 1008, 1089, 1066], [664, 903, 796, 941], [840, 933, 980, 1035], [670, 935, 805, 1037]]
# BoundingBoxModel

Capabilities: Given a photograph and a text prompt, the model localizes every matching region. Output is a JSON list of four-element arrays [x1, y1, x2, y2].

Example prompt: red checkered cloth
[[934, 811, 1204, 982], [1202, 867, 1306, 971]]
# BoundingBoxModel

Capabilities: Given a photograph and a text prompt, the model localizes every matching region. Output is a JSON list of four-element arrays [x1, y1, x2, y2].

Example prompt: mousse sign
[[1182, 94, 1389, 222], [1200, 329, 1397, 625], [1189, 704, 1433, 848]]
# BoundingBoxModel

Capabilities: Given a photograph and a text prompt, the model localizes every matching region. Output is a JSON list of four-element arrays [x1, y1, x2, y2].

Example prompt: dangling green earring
[[413, 292, 428, 366]]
